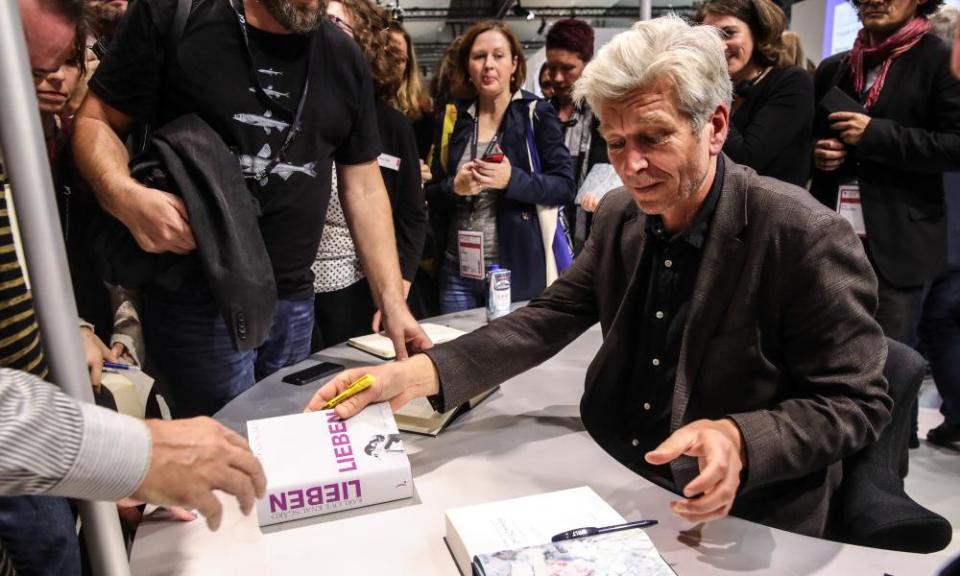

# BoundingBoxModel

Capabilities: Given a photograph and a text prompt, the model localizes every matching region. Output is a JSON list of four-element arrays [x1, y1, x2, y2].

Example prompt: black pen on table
[[551, 519, 658, 542]]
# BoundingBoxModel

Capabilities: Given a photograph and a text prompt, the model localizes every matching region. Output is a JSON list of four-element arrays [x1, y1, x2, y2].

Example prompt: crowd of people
[[1, 0, 959, 573]]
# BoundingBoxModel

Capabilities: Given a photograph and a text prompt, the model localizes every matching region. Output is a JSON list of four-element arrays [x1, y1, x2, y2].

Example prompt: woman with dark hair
[[696, 0, 814, 186], [312, 0, 426, 349], [426, 20, 574, 313]]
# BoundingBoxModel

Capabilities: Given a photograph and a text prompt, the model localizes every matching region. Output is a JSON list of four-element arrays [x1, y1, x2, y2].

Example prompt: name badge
[[457, 230, 484, 280], [836, 182, 866, 238], [378, 153, 401, 172]]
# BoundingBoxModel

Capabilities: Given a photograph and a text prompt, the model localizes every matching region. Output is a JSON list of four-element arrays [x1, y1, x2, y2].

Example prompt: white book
[[246, 404, 413, 527], [347, 322, 467, 360], [574, 163, 623, 205], [444, 487, 626, 576]]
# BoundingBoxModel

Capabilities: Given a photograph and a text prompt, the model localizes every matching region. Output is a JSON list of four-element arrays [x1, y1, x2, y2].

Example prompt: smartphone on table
[[281, 362, 345, 385]]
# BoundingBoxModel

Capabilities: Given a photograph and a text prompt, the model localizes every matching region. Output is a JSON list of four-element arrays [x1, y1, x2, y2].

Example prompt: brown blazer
[[424, 159, 893, 537]]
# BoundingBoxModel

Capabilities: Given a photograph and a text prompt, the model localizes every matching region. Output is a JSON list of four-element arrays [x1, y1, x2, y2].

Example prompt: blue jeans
[[919, 265, 960, 427], [0, 496, 79, 575], [439, 258, 486, 314], [144, 296, 314, 417]]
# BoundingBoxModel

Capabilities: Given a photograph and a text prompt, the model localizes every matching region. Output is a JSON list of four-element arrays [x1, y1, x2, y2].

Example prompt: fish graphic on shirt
[[258, 67, 284, 77], [249, 85, 290, 100], [232, 109, 289, 134], [239, 144, 317, 186]]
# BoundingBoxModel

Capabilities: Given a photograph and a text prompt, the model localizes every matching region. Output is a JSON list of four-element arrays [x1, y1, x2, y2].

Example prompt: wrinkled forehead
[[596, 81, 685, 133]]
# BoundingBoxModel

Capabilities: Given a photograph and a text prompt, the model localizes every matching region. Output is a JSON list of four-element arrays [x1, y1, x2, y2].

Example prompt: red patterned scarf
[[849, 17, 929, 109]]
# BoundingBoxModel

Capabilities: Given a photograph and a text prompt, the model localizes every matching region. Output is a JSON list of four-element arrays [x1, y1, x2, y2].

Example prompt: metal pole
[[0, 2, 132, 575], [640, 0, 652, 21]]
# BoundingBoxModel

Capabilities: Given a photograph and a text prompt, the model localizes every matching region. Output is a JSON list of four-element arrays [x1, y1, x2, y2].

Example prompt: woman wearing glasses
[[696, 0, 814, 187], [312, 0, 426, 349], [426, 21, 575, 313]]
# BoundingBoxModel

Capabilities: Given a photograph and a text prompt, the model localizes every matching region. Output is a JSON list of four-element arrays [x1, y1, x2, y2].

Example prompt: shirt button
[[652, 358, 660, 366], [643, 402, 651, 411], [655, 311, 664, 320], [631, 438, 640, 447], [664, 259, 673, 268]]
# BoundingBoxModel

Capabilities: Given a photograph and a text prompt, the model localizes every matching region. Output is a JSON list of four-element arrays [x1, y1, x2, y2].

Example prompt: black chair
[[831, 338, 952, 553]]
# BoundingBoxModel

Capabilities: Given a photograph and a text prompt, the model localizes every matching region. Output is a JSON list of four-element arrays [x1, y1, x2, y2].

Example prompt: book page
[[575, 163, 623, 205], [446, 487, 625, 559], [475, 529, 675, 576]]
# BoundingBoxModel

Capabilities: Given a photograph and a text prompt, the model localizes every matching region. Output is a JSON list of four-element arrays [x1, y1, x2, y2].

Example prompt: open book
[[472, 529, 675, 576], [347, 322, 467, 360], [394, 387, 499, 436], [444, 487, 673, 576]]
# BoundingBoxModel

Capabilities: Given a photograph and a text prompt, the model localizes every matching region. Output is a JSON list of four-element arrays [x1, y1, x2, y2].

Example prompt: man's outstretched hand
[[305, 356, 440, 420], [131, 417, 267, 531], [645, 418, 746, 525]]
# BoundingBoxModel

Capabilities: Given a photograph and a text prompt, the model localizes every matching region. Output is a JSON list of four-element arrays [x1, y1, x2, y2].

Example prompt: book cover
[[444, 487, 626, 576], [246, 403, 413, 526], [395, 386, 499, 436], [472, 529, 675, 576], [347, 323, 467, 360]]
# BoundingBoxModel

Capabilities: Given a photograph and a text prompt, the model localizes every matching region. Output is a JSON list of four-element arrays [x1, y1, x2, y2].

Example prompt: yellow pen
[[323, 374, 375, 410]]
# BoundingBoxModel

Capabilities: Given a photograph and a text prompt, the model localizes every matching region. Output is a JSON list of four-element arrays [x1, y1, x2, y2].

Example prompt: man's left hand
[[829, 111, 871, 146], [645, 418, 746, 524], [379, 302, 433, 360], [80, 326, 119, 393]]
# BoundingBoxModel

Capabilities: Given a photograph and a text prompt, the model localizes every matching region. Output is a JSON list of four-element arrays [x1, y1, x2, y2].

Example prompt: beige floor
[[907, 381, 960, 568]]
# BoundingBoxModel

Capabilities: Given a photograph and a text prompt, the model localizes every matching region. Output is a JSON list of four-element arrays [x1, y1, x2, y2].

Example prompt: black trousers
[[312, 278, 377, 352]]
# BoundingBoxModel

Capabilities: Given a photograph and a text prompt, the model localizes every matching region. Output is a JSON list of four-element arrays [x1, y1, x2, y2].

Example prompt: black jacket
[[92, 114, 276, 351], [725, 65, 814, 186], [811, 34, 960, 287], [426, 90, 575, 301], [375, 100, 427, 282]]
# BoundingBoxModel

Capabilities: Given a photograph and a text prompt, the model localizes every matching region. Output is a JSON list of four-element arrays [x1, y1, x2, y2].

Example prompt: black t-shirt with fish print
[[89, 0, 381, 299]]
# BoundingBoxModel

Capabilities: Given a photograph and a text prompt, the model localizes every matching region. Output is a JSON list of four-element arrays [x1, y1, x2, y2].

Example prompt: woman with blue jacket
[[426, 20, 575, 312]]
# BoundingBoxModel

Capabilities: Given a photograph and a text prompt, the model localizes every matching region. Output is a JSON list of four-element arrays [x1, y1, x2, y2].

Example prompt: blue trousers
[[0, 496, 79, 576], [144, 296, 314, 417], [919, 265, 960, 427], [439, 258, 486, 314]]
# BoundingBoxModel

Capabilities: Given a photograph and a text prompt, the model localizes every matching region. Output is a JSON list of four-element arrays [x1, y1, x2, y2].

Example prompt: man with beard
[[811, 0, 960, 447], [74, 0, 429, 417], [88, 0, 127, 52], [307, 17, 892, 538]]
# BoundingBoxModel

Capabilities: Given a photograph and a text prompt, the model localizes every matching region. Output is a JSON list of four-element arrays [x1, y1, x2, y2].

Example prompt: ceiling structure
[[388, 0, 699, 74]]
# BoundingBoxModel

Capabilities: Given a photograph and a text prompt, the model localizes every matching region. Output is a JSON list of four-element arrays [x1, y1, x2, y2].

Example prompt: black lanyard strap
[[471, 102, 507, 161], [230, 0, 313, 182]]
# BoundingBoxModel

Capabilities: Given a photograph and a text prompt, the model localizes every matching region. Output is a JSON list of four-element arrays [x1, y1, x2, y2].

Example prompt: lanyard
[[470, 103, 506, 161], [230, 0, 313, 183]]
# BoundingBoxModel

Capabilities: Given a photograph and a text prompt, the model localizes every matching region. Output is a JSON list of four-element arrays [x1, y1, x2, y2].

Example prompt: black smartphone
[[819, 86, 867, 116], [281, 362, 345, 385]]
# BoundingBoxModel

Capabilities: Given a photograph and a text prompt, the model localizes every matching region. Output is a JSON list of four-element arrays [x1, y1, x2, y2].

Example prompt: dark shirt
[[90, 0, 381, 299], [619, 156, 724, 482], [725, 66, 814, 187]]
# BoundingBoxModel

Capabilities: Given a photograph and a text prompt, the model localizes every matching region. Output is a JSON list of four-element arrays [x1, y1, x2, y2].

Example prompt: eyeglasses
[[327, 14, 354, 37]]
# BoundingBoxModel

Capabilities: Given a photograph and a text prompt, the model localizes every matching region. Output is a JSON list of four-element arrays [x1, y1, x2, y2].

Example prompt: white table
[[130, 309, 951, 575]]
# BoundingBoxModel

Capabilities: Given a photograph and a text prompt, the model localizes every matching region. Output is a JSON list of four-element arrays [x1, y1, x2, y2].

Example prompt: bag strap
[[525, 100, 542, 174], [168, 0, 195, 54]]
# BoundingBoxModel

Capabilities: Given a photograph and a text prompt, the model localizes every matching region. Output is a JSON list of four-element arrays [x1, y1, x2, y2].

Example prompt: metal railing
[[0, 1, 131, 574]]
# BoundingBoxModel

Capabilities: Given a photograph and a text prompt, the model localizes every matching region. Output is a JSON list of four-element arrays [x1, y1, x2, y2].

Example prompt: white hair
[[573, 15, 733, 133]]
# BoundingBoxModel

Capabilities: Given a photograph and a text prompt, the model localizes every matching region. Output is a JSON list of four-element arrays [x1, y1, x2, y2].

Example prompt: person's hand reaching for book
[[644, 418, 746, 525], [304, 356, 441, 420]]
